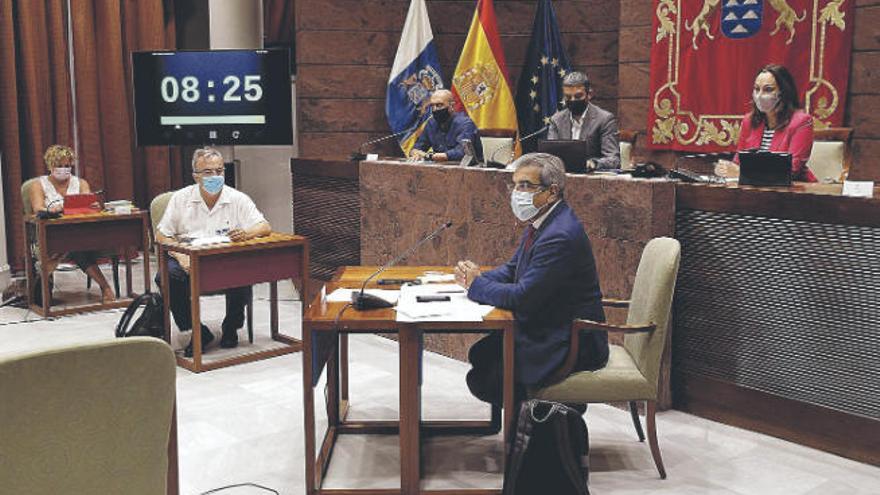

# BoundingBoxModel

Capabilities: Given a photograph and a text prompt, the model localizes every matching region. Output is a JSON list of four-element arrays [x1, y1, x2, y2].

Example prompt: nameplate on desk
[[366, 153, 379, 161], [842, 180, 874, 198]]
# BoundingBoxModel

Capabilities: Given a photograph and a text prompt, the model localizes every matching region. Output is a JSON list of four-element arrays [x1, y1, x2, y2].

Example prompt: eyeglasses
[[194, 167, 225, 177], [507, 181, 545, 193]]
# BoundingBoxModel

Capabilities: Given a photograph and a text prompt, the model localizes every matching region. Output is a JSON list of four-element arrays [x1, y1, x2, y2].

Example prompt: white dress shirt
[[157, 184, 266, 239], [569, 108, 588, 140], [531, 199, 561, 230]]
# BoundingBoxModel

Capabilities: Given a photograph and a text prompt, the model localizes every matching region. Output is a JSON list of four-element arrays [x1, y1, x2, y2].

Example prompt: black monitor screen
[[132, 49, 292, 145]]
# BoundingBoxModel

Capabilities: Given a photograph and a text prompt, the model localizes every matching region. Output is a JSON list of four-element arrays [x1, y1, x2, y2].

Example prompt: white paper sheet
[[395, 284, 494, 322], [190, 235, 231, 247]]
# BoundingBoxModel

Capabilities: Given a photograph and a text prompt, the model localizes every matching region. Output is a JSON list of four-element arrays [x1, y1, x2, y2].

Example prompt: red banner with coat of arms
[[647, 0, 854, 152]]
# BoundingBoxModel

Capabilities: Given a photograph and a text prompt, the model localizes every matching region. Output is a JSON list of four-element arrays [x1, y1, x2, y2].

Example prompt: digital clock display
[[132, 49, 292, 145]]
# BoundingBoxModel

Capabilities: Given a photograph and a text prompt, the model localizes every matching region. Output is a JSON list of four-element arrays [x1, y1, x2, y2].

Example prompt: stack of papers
[[190, 235, 231, 247], [395, 284, 494, 322], [418, 272, 457, 284]]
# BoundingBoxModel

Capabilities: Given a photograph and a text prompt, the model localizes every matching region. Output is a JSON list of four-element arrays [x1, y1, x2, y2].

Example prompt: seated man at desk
[[155, 147, 271, 357], [547, 71, 620, 171], [28, 144, 116, 303], [408, 89, 482, 163], [455, 152, 609, 405]]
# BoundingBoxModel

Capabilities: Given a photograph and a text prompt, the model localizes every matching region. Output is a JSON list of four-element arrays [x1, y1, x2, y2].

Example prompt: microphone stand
[[350, 115, 433, 161], [352, 221, 453, 310]]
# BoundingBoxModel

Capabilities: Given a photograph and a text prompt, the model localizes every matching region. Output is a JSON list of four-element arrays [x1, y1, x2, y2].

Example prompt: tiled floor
[[2, 261, 878, 494]]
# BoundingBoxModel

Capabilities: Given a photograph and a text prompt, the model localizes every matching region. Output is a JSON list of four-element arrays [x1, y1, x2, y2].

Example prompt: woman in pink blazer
[[715, 64, 817, 182]]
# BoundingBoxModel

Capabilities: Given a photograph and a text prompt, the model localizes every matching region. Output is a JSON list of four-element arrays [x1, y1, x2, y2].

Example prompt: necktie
[[522, 225, 536, 254]]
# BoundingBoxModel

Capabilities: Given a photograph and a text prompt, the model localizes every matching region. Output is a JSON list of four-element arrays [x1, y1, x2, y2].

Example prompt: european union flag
[[515, 0, 571, 148]]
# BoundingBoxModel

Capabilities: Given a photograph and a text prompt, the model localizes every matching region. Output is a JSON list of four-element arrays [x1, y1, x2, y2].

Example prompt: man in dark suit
[[547, 71, 620, 171], [455, 153, 609, 405], [409, 89, 482, 163]]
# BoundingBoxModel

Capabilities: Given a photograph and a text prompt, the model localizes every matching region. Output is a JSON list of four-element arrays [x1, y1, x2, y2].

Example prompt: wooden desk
[[302, 266, 515, 495], [157, 232, 308, 373], [24, 211, 150, 317]]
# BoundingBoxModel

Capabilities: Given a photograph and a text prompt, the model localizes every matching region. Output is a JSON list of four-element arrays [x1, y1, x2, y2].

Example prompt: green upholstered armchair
[[149, 191, 254, 343], [0, 338, 179, 494], [532, 237, 681, 479]]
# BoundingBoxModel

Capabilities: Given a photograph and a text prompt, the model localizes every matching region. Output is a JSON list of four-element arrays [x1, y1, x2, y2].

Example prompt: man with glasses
[[454, 153, 609, 406], [547, 71, 620, 171], [155, 147, 271, 357]]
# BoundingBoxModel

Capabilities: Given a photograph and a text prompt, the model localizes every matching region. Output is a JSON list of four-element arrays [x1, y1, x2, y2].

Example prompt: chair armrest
[[602, 298, 630, 308], [572, 319, 655, 334]]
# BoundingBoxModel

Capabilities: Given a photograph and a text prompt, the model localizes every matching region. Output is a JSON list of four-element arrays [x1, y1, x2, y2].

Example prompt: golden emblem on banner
[[651, 0, 849, 148], [453, 63, 502, 112]]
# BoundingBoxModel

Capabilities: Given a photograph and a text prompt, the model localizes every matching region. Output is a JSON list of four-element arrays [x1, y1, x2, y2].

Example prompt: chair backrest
[[807, 127, 852, 182], [623, 237, 681, 392], [618, 129, 638, 170], [21, 177, 41, 216], [481, 136, 515, 166], [0, 338, 177, 494], [150, 191, 175, 234]]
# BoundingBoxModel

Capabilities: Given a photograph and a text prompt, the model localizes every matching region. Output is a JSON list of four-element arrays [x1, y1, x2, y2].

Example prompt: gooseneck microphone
[[485, 125, 550, 169], [352, 221, 454, 310], [350, 115, 433, 161]]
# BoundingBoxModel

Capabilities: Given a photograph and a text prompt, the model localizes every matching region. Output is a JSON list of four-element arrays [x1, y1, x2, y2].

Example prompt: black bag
[[115, 293, 165, 339], [503, 400, 590, 495]]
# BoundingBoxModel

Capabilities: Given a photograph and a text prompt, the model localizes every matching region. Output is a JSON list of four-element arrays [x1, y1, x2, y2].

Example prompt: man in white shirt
[[155, 147, 271, 357]]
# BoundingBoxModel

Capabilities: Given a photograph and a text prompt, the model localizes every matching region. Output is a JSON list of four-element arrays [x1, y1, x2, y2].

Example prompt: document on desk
[[190, 235, 231, 247], [395, 284, 494, 322]]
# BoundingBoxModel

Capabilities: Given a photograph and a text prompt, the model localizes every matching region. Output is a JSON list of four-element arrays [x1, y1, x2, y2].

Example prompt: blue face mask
[[510, 190, 541, 222], [201, 175, 224, 195]]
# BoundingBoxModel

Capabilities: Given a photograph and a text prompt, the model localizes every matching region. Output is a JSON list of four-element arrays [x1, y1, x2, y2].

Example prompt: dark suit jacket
[[467, 201, 609, 385], [413, 112, 482, 161], [547, 103, 620, 170]]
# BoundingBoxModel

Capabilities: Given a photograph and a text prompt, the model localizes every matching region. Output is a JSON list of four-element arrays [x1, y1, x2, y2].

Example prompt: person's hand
[[432, 152, 448, 162], [454, 260, 481, 289], [585, 159, 598, 172], [228, 228, 249, 242], [48, 203, 63, 214], [409, 149, 427, 161], [172, 253, 191, 274], [714, 159, 740, 178]]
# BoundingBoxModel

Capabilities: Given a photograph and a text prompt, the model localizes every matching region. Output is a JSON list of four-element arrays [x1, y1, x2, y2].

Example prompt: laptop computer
[[63, 193, 99, 215], [537, 139, 588, 173], [738, 150, 793, 187]]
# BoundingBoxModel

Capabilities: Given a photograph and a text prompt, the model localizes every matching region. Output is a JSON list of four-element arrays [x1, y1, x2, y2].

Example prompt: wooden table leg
[[341, 333, 350, 412], [399, 325, 421, 493], [190, 256, 202, 372], [302, 324, 317, 495], [143, 247, 151, 295], [159, 252, 172, 343], [503, 324, 515, 460], [327, 332, 340, 427], [270, 281, 279, 339], [38, 223, 50, 316], [125, 249, 133, 297]]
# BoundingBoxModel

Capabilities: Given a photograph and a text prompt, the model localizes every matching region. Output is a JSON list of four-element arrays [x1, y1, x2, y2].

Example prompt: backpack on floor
[[115, 293, 165, 339], [503, 399, 590, 495]]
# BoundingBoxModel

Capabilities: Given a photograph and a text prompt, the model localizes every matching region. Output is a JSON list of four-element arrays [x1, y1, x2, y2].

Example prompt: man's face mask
[[566, 98, 587, 116], [432, 105, 451, 124], [201, 175, 224, 195]]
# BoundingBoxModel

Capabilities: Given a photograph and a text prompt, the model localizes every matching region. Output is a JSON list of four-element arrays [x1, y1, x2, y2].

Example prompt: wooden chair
[[532, 237, 681, 479], [21, 178, 120, 303], [619, 129, 639, 170], [149, 191, 254, 343], [0, 338, 179, 494]]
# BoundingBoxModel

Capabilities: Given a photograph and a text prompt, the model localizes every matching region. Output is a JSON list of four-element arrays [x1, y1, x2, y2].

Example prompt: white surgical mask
[[52, 167, 72, 180], [510, 190, 541, 222], [753, 91, 779, 114]]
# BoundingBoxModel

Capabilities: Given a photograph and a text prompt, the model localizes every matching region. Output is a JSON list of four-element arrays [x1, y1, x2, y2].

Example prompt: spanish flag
[[452, 0, 520, 156]]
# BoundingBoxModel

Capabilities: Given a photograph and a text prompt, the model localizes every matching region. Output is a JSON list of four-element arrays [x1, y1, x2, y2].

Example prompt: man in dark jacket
[[455, 152, 609, 404], [410, 89, 482, 163]]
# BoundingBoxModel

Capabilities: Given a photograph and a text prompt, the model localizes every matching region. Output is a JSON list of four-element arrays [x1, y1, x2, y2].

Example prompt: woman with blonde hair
[[28, 144, 116, 302]]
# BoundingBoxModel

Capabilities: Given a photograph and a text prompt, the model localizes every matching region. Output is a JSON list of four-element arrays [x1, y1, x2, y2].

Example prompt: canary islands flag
[[386, 0, 444, 155], [452, 0, 519, 154]]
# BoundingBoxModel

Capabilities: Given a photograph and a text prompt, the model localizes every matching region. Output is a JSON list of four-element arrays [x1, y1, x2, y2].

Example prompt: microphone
[[352, 221, 454, 310], [350, 115, 432, 161], [520, 125, 549, 143]]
